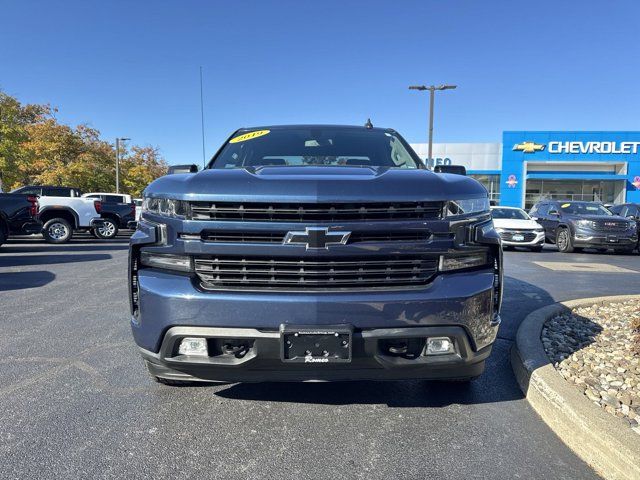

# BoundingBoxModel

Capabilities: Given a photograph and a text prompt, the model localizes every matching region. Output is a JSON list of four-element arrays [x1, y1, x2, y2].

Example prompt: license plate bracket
[[607, 235, 619, 243], [280, 325, 353, 363]]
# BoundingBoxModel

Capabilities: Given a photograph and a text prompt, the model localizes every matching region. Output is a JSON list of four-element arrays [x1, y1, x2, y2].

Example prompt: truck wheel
[[94, 219, 119, 239], [556, 228, 575, 253], [43, 218, 73, 244]]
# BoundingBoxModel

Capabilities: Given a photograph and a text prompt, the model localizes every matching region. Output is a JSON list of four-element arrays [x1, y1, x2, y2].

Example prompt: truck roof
[[235, 124, 393, 133]]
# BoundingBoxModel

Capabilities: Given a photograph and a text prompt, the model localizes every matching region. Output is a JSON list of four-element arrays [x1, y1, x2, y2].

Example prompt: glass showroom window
[[470, 174, 500, 204]]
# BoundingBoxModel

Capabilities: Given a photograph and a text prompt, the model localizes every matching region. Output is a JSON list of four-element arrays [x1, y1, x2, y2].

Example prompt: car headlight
[[628, 221, 637, 230], [533, 227, 545, 233], [444, 197, 490, 218], [575, 219, 594, 228], [142, 197, 191, 218]]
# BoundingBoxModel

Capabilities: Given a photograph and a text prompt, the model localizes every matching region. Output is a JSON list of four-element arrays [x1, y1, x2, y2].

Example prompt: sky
[[2, 0, 640, 166]]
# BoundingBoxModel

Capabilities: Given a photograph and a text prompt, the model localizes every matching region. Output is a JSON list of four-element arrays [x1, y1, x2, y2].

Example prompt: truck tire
[[43, 218, 73, 244], [556, 228, 575, 253], [94, 218, 119, 239]]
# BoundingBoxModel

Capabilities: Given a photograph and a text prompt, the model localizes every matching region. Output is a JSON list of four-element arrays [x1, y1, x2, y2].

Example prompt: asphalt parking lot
[[1, 236, 639, 479]]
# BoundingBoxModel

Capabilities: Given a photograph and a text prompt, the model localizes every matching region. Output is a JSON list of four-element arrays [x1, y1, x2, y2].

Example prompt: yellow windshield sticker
[[561, 203, 571, 208], [229, 129, 270, 143]]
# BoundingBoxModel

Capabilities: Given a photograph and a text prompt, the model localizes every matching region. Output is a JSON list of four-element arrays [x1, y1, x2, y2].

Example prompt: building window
[[470, 174, 500, 204], [524, 180, 624, 209]]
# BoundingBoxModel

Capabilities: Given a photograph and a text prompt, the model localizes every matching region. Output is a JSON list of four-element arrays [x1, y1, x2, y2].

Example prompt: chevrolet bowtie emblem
[[283, 227, 351, 249], [513, 141, 545, 153]]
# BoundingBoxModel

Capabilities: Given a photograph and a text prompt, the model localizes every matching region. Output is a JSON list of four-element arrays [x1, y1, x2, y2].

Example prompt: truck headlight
[[445, 197, 490, 218], [143, 197, 191, 218], [140, 252, 193, 272], [439, 252, 489, 271]]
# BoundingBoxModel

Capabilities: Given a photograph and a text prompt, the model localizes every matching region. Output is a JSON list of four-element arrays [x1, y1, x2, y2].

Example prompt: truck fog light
[[178, 337, 208, 356], [425, 337, 455, 355]]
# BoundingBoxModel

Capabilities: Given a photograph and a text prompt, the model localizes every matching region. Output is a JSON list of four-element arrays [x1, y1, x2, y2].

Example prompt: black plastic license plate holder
[[280, 325, 353, 363]]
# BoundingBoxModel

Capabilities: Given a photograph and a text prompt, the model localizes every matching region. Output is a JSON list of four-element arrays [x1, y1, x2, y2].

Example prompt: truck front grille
[[189, 202, 443, 222], [194, 255, 438, 290], [186, 230, 431, 244]]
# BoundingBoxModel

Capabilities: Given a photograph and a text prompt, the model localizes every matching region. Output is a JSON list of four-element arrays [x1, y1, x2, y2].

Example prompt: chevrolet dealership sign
[[514, 140, 640, 154], [548, 141, 640, 154]]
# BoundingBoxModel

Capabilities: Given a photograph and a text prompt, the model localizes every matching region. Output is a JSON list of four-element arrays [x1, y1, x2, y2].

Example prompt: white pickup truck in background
[[11, 185, 104, 243]]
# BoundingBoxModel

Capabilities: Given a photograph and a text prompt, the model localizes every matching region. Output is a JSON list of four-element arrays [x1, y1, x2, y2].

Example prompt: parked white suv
[[491, 206, 546, 252], [11, 185, 104, 243]]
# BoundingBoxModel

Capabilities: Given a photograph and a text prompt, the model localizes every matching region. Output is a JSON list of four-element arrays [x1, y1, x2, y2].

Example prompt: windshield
[[491, 208, 529, 220], [210, 127, 423, 169], [558, 202, 612, 216]]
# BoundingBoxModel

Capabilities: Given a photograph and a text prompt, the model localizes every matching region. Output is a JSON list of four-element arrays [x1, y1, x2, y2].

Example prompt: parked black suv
[[529, 200, 638, 253]]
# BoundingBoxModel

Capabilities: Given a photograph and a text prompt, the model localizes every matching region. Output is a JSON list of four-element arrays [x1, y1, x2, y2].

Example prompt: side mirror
[[433, 165, 467, 175], [531, 216, 539, 221], [167, 164, 199, 175]]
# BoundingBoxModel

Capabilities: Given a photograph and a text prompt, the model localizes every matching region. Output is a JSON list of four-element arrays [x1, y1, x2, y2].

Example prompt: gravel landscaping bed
[[542, 300, 640, 434]]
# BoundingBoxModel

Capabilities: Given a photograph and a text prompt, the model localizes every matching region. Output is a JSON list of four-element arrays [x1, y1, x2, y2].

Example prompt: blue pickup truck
[[129, 125, 503, 385]]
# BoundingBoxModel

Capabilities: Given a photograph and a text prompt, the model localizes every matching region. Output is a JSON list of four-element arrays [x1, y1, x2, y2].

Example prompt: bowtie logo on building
[[512, 141, 546, 153]]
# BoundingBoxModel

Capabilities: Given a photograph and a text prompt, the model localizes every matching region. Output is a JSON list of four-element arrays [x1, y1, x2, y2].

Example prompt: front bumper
[[141, 324, 495, 383], [573, 231, 638, 248], [132, 267, 500, 382], [499, 230, 545, 247]]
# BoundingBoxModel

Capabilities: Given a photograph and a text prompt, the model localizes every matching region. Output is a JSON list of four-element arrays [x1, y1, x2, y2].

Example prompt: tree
[[0, 90, 168, 195], [0, 92, 51, 190], [119, 146, 168, 197]]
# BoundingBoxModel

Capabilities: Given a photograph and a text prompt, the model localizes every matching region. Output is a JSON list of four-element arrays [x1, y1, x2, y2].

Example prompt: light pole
[[408, 84, 457, 167], [115, 137, 130, 193]]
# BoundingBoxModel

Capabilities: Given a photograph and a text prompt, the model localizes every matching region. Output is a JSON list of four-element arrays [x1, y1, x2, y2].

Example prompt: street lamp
[[115, 137, 130, 194], [408, 84, 457, 168]]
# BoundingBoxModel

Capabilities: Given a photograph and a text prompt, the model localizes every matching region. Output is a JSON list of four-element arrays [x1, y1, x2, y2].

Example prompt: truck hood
[[144, 166, 487, 202]]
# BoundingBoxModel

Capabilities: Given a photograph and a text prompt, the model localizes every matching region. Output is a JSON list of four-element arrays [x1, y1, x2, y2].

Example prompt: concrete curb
[[511, 295, 640, 480]]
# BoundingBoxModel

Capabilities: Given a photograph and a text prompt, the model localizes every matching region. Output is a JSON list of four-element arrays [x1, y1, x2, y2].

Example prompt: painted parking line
[[533, 261, 638, 273]]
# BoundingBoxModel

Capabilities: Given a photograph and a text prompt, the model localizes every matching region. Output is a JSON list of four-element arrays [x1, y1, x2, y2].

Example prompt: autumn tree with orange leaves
[[0, 91, 167, 197]]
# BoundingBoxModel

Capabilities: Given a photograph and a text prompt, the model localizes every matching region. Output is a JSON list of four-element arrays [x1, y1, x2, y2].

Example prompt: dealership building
[[411, 131, 640, 209]]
